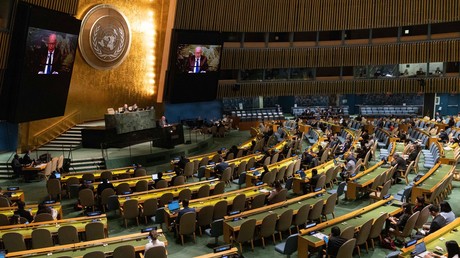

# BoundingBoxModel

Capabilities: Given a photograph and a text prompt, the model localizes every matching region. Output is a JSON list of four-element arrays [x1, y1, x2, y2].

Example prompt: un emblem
[[79, 5, 131, 70]]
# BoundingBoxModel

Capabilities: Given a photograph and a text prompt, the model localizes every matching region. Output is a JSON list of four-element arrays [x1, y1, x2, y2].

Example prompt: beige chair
[[234, 218, 256, 252], [213, 200, 228, 219], [197, 184, 210, 198], [221, 167, 233, 187], [113, 245, 135, 258], [85, 222, 106, 241], [3, 232, 27, 252], [213, 181, 226, 195], [369, 180, 391, 203], [173, 175, 185, 186], [135, 180, 149, 192], [271, 188, 288, 204], [159, 192, 174, 207], [263, 156, 271, 166], [308, 199, 324, 223], [100, 188, 115, 212], [259, 213, 277, 248], [276, 209, 293, 240], [401, 161, 414, 185], [66, 177, 81, 198], [310, 174, 326, 192], [231, 194, 246, 213], [0, 214, 9, 226], [199, 157, 209, 167], [324, 167, 335, 189], [276, 166, 287, 183], [117, 173, 131, 179], [262, 171, 274, 185], [368, 213, 387, 250], [143, 246, 167, 258], [211, 154, 220, 163], [321, 192, 337, 220], [251, 194, 266, 209], [31, 228, 53, 249], [0, 197, 10, 207], [226, 152, 234, 160], [414, 205, 430, 233], [121, 199, 140, 228], [236, 149, 244, 158], [116, 183, 132, 195], [247, 157, 256, 170], [285, 163, 294, 178], [34, 213, 54, 222], [47, 178, 62, 201], [197, 205, 214, 236], [38, 161, 52, 181], [178, 188, 192, 201], [340, 226, 355, 240], [271, 153, 279, 164], [392, 211, 419, 244], [355, 218, 373, 256], [134, 168, 147, 177], [183, 161, 194, 181], [335, 238, 356, 258], [51, 157, 59, 172], [178, 212, 197, 245], [155, 180, 168, 189], [83, 251, 106, 258], [57, 155, 64, 172], [100, 171, 113, 180], [235, 161, 247, 179], [58, 225, 79, 245], [79, 188, 95, 211], [82, 173, 95, 182], [141, 198, 158, 224], [293, 204, 310, 232]]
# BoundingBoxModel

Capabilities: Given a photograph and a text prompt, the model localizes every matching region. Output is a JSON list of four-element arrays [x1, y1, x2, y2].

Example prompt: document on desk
[[259, 189, 270, 193], [312, 232, 328, 240]]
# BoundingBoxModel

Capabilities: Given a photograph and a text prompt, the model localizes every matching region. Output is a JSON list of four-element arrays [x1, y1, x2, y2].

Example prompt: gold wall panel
[[175, 0, 460, 32], [15, 0, 171, 151]]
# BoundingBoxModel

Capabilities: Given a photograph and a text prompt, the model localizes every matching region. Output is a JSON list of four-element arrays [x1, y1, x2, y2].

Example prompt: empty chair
[[142, 198, 158, 224], [173, 175, 185, 186], [158, 192, 174, 207], [79, 188, 95, 211], [34, 213, 54, 222], [234, 218, 256, 252], [213, 200, 228, 220], [259, 213, 278, 248], [0, 197, 10, 207], [221, 167, 232, 186], [340, 226, 355, 240], [116, 183, 132, 195], [274, 233, 298, 258], [322, 193, 337, 220], [194, 166, 206, 181], [271, 188, 288, 204], [135, 180, 149, 192], [113, 245, 135, 258], [47, 178, 62, 201], [197, 184, 210, 198], [83, 251, 105, 258], [121, 199, 140, 228], [58, 225, 79, 245], [414, 205, 430, 233], [293, 204, 310, 232], [0, 214, 9, 226], [276, 209, 293, 240], [100, 187, 115, 212], [369, 180, 391, 203], [183, 161, 194, 181], [144, 246, 167, 258], [31, 228, 53, 249], [251, 194, 266, 209], [3, 232, 26, 252], [247, 157, 256, 170], [205, 219, 224, 245], [276, 166, 287, 183], [85, 222, 105, 241], [178, 188, 192, 201], [66, 177, 81, 199], [355, 218, 373, 256], [336, 238, 357, 258], [231, 194, 246, 213], [213, 181, 226, 195], [308, 199, 324, 223], [134, 168, 147, 177], [197, 205, 214, 236], [177, 212, 197, 245], [368, 213, 387, 250], [155, 179, 168, 189]]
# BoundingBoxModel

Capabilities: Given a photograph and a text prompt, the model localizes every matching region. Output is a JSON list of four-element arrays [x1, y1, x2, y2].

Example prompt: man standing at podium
[[159, 116, 168, 128], [187, 46, 208, 73]]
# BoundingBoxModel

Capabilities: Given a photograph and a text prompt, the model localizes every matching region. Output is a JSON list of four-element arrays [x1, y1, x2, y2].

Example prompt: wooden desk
[[194, 248, 239, 258], [204, 153, 265, 178], [60, 166, 135, 184], [245, 156, 299, 187], [118, 179, 220, 207], [0, 189, 25, 202], [0, 214, 107, 240], [292, 160, 335, 195], [297, 198, 402, 258], [222, 190, 329, 243], [440, 146, 457, 165], [346, 161, 387, 200], [6, 231, 167, 258], [410, 163, 454, 203], [398, 218, 460, 257], [91, 172, 175, 191], [0, 203, 63, 220]]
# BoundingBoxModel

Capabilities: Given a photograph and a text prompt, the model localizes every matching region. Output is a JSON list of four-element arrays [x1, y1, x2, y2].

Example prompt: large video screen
[[166, 30, 222, 103], [0, 3, 81, 122]]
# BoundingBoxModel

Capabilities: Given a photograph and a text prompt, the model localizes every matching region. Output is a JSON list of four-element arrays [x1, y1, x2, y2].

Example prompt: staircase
[[38, 126, 83, 152], [0, 162, 13, 179], [67, 157, 106, 173]]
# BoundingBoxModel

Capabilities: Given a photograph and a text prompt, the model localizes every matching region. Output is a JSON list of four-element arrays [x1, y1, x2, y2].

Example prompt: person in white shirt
[[440, 201, 456, 224], [144, 229, 165, 254]]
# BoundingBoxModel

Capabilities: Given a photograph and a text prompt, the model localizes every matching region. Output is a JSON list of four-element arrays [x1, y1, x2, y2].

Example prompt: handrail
[[32, 110, 81, 150]]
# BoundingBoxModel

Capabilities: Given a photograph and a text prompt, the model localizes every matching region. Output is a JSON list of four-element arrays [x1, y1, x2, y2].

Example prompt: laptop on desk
[[412, 242, 430, 258], [168, 200, 180, 213]]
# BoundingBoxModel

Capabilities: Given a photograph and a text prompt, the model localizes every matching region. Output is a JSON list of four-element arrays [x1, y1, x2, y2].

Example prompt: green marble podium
[[104, 109, 156, 134]]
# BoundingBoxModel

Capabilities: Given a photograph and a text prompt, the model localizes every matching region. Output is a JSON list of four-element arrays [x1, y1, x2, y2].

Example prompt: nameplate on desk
[[141, 226, 157, 233], [228, 210, 240, 216], [87, 211, 102, 216], [7, 187, 19, 191], [383, 194, 391, 200], [44, 200, 56, 204], [214, 244, 232, 253], [305, 222, 316, 229], [255, 181, 263, 186]]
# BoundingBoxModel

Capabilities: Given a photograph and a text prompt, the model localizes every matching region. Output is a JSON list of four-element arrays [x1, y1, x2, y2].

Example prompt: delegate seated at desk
[[144, 229, 165, 255], [174, 199, 196, 237], [325, 226, 348, 257]]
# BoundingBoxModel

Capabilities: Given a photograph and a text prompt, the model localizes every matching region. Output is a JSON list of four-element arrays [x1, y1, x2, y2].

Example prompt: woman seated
[[413, 196, 426, 213], [440, 201, 456, 224], [385, 203, 412, 235]]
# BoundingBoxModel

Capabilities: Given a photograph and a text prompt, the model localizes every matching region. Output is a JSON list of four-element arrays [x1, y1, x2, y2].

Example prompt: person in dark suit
[[187, 46, 208, 73], [424, 204, 447, 235], [97, 178, 115, 196], [214, 157, 229, 177], [11, 154, 23, 180], [14, 201, 33, 222], [174, 199, 196, 237], [22, 150, 33, 165], [35, 33, 62, 75], [326, 226, 347, 257]]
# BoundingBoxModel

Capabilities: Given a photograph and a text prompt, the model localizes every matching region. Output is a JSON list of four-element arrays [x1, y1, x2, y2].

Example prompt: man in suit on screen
[[187, 46, 208, 73], [36, 33, 62, 75]]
